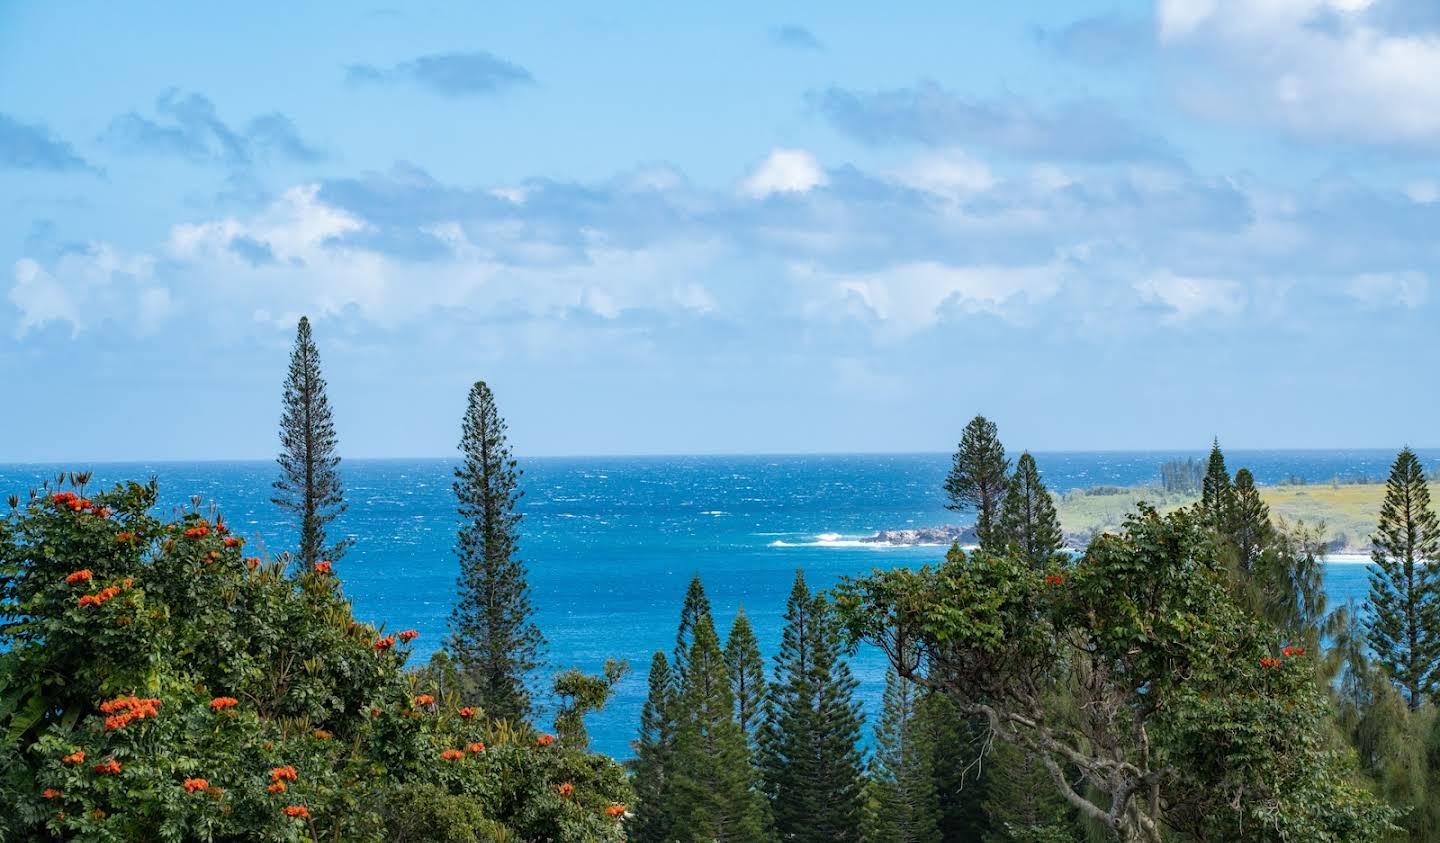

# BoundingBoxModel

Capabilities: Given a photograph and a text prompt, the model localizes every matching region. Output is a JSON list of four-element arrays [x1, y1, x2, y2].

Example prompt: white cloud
[[1134, 271, 1245, 322], [1347, 272, 1428, 308], [9, 246, 160, 338], [1158, 0, 1440, 146], [740, 148, 827, 199], [889, 149, 997, 199], [1405, 180, 1440, 204]]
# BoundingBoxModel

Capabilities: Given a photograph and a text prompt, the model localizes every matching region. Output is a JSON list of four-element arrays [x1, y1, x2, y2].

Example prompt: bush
[[0, 478, 630, 842]]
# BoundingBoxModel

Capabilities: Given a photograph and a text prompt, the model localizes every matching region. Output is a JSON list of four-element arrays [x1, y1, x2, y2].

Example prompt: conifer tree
[[674, 574, 713, 684], [671, 615, 775, 841], [995, 452, 1064, 569], [1227, 467, 1272, 570], [1365, 447, 1440, 709], [915, 691, 993, 840], [1200, 439, 1233, 530], [945, 415, 1011, 551], [272, 316, 349, 567], [863, 667, 941, 843], [760, 571, 866, 842], [725, 608, 767, 747], [630, 651, 679, 843], [446, 381, 544, 721], [982, 742, 1080, 843]]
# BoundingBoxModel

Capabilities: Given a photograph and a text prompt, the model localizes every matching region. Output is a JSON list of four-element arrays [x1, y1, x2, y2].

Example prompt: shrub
[[0, 478, 630, 842]]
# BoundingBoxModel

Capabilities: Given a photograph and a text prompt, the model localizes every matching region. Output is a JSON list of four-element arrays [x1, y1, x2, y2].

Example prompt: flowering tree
[[0, 477, 629, 842], [833, 506, 1396, 843]]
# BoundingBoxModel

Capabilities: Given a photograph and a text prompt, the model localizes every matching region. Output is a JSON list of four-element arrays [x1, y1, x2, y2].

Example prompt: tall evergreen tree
[[725, 608, 767, 747], [982, 742, 1081, 843], [674, 574, 713, 684], [671, 615, 775, 841], [945, 415, 1011, 551], [446, 381, 544, 721], [1200, 438, 1233, 530], [630, 651, 679, 843], [1227, 467, 1272, 570], [272, 316, 349, 567], [863, 667, 942, 843], [995, 452, 1064, 569], [760, 571, 866, 842], [915, 691, 992, 841], [1365, 447, 1440, 709]]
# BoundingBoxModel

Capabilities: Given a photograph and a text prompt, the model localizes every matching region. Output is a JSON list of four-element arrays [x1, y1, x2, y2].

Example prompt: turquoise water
[[0, 450, 1426, 758]]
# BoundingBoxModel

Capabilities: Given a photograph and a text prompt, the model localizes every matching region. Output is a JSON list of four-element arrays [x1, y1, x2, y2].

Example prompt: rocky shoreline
[[860, 524, 1370, 556]]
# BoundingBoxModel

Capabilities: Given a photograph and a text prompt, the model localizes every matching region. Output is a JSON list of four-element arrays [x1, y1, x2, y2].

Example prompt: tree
[[1200, 439, 1233, 530], [446, 381, 544, 722], [272, 316, 349, 567], [1227, 467, 1271, 570], [915, 690, 993, 841], [725, 608, 767, 748], [760, 571, 866, 842], [553, 659, 627, 750], [982, 741, 1080, 843], [671, 615, 774, 841], [945, 415, 1011, 551], [674, 574, 713, 685], [862, 666, 941, 843], [629, 651, 678, 843], [835, 507, 1397, 843], [996, 452, 1064, 569], [1365, 447, 1440, 710]]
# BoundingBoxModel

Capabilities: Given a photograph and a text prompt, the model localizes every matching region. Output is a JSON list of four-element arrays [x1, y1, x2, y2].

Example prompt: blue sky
[[3, 1, 1440, 460]]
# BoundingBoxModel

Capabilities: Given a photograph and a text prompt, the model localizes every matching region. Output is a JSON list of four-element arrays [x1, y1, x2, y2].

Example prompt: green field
[[1054, 481, 1440, 553]]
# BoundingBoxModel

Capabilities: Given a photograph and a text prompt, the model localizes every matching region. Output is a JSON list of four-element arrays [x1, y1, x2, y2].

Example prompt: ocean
[[1, 449, 1429, 758]]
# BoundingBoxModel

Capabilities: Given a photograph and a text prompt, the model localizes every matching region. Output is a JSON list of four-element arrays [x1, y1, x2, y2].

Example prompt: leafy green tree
[[996, 452, 1064, 569], [760, 571, 866, 842], [446, 381, 544, 722], [1227, 468, 1272, 569], [945, 415, 1011, 551], [835, 507, 1398, 843], [863, 667, 941, 843], [1365, 447, 1440, 710], [725, 608, 767, 747], [272, 316, 349, 567], [671, 615, 774, 841], [554, 659, 627, 750], [1200, 438, 1233, 530], [629, 652, 678, 843]]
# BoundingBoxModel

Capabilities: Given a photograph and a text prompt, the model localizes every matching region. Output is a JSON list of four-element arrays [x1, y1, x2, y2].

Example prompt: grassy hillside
[[1054, 481, 1440, 553]]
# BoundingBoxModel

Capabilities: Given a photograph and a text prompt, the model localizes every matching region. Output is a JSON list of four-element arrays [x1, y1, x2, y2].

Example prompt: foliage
[[447, 380, 544, 723], [996, 452, 1064, 570], [862, 667, 941, 843], [1200, 439, 1233, 531], [945, 415, 1011, 551], [1226, 467, 1272, 570], [834, 505, 1398, 842], [723, 608, 766, 749], [0, 478, 629, 842], [759, 571, 865, 842], [553, 659, 627, 751], [272, 316, 349, 568], [627, 652, 677, 843], [1365, 447, 1440, 709]]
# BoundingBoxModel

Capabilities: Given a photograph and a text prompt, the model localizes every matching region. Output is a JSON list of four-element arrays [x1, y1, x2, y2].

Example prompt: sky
[[3, 0, 1440, 461]]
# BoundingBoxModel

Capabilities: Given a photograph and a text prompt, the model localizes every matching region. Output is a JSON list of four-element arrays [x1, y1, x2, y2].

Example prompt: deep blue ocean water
[[2, 450, 1431, 758]]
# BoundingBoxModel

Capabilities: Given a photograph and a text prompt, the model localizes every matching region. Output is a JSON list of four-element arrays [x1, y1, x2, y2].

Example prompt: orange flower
[[99, 695, 161, 730], [182, 778, 208, 793], [62, 751, 85, 765], [65, 569, 93, 584], [536, 734, 556, 748], [312, 729, 333, 740], [458, 706, 476, 718], [116, 531, 135, 544], [52, 492, 77, 505], [557, 782, 575, 797], [467, 742, 485, 754], [184, 525, 209, 539], [223, 537, 241, 548], [270, 766, 298, 783], [96, 507, 112, 518], [268, 781, 288, 794], [209, 696, 239, 712], [244, 557, 261, 570], [92, 759, 123, 775], [373, 636, 395, 652], [397, 629, 419, 643], [605, 804, 626, 818], [42, 788, 62, 800], [313, 561, 333, 575], [282, 805, 310, 819], [414, 694, 434, 707], [440, 749, 465, 761]]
